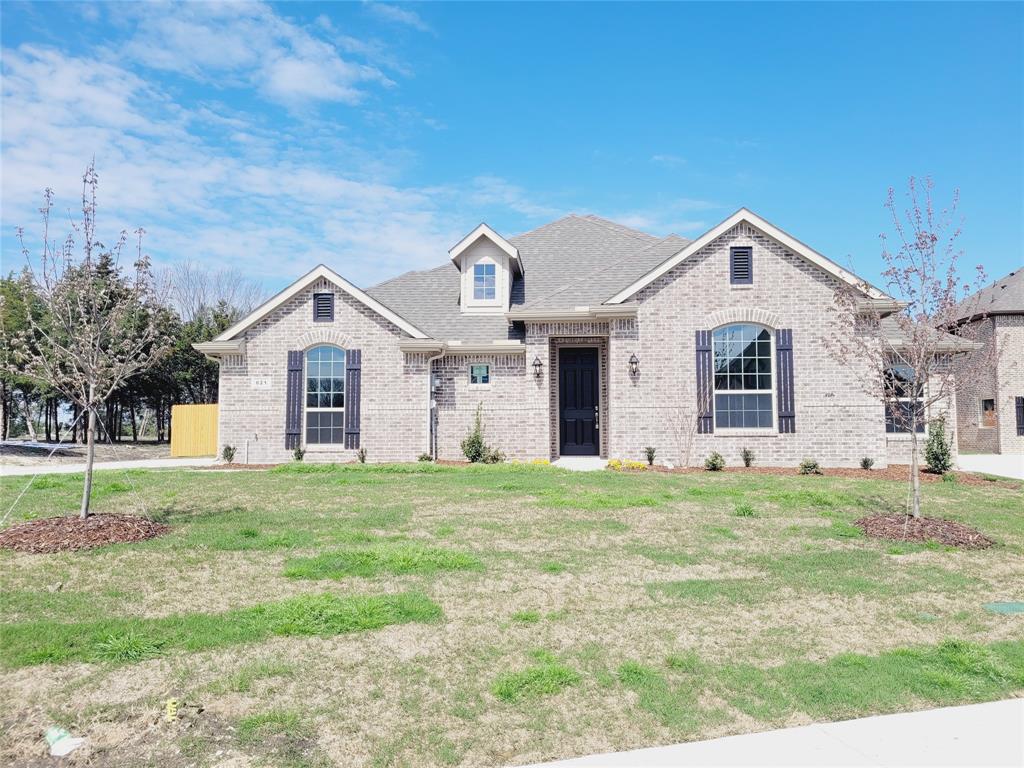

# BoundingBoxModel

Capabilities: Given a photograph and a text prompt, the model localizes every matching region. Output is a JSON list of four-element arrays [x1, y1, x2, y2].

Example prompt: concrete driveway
[[1, 457, 215, 477], [957, 453, 1024, 480], [518, 698, 1024, 767]]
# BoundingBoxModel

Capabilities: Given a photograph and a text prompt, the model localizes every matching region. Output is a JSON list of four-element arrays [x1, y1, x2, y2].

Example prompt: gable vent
[[730, 247, 753, 285], [313, 292, 334, 322]]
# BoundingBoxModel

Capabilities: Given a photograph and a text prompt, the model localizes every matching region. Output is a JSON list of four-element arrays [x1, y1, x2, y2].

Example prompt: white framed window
[[469, 363, 490, 386], [473, 263, 496, 300], [980, 398, 996, 428], [883, 363, 924, 434], [305, 345, 345, 444], [713, 324, 774, 429]]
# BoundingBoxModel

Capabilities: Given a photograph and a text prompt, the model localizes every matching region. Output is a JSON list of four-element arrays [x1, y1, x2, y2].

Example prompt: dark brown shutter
[[1016, 396, 1024, 436], [696, 330, 714, 433], [285, 350, 304, 449], [344, 349, 362, 449], [313, 293, 334, 322], [776, 329, 796, 433]]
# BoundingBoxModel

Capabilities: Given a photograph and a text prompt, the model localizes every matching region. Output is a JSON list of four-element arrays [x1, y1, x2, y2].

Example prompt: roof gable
[[214, 264, 429, 342], [449, 223, 523, 276], [604, 208, 891, 304]]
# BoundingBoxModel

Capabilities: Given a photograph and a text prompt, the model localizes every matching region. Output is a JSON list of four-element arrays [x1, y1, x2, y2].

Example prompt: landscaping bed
[[0, 513, 169, 553], [855, 514, 995, 549]]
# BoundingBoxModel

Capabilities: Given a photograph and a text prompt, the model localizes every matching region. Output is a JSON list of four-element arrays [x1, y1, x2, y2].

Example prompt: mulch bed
[[196, 463, 281, 471], [643, 464, 1014, 487], [0, 513, 170, 554], [854, 514, 995, 549]]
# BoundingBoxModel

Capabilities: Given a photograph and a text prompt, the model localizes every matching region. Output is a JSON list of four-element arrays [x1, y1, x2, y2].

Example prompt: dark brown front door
[[559, 347, 599, 455]]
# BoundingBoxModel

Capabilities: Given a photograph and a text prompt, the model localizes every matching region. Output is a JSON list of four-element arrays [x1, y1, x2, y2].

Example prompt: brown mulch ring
[[0, 513, 170, 554], [854, 514, 995, 549]]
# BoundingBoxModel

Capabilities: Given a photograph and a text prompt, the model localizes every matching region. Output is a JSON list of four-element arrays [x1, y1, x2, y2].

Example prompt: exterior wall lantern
[[628, 353, 640, 377], [532, 356, 543, 379]]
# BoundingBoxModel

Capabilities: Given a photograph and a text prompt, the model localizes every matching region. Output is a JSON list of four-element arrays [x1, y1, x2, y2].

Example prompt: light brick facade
[[954, 314, 1024, 455], [213, 222, 962, 468]]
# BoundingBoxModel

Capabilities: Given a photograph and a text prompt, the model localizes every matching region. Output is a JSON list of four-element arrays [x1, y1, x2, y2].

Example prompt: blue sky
[[2, 1, 1021, 294]]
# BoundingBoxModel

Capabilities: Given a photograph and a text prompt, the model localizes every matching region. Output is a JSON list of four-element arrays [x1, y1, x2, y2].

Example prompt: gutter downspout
[[426, 349, 445, 458]]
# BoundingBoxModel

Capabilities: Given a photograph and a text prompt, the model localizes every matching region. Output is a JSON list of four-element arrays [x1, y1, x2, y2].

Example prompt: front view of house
[[197, 209, 961, 467]]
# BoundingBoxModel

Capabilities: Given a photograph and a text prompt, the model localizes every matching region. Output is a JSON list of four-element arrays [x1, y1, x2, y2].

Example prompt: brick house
[[948, 269, 1023, 456], [196, 209, 969, 467]]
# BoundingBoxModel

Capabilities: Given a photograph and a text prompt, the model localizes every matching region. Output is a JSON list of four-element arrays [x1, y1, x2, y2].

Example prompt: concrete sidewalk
[[518, 699, 1024, 767], [1, 457, 215, 477], [956, 453, 1024, 480]]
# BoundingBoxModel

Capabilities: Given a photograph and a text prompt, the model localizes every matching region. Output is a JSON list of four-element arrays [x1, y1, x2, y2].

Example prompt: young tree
[[829, 178, 992, 519], [7, 163, 172, 518]]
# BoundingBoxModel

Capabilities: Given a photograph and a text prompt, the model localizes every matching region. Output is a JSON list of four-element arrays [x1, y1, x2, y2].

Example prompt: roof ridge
[[576, 214, 654, 242]]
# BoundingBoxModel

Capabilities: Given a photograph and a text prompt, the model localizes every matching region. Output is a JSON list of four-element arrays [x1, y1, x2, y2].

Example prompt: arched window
[[712, 324, 773, 429], [305, 345, 345, 444]]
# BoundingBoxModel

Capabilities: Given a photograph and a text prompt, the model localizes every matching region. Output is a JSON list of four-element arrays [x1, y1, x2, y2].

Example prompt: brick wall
[[995, 315, 1024, 454], [217, 278, 427, 463], [953, 317, 999, 453]]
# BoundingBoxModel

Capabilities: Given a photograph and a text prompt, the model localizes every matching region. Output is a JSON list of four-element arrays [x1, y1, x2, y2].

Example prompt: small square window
[[470, 364, 490, 385], [473, 263, 496, 300], [730, 247, 753, 285], [980, 398, 996, 428]]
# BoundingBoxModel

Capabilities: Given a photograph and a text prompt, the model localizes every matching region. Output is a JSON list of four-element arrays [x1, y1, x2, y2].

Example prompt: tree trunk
[[21, 392, 36, 440], [129, 400, 138, 442], [1, 382, 8, 440], [80, 390, 96, 519], [909, 432, 921, 519], [53, 399, 60, 443]]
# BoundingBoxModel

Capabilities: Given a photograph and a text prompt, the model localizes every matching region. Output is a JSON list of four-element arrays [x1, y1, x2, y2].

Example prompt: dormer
[[449, 223, 524, 314]]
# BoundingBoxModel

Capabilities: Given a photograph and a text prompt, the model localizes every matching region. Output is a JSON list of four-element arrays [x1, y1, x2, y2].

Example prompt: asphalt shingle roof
[[950, 269, 1024, 322], [365, 215, 688, 342]]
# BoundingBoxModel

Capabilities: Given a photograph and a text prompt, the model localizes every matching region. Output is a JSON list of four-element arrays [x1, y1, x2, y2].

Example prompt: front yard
[[2, 464, 1022, 767]]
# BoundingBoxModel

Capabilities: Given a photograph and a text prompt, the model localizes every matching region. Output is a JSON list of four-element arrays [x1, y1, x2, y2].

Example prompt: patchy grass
[[0, 592, 441, 668], [283, 543, 482, 580], [1, 462, 1021, 766]]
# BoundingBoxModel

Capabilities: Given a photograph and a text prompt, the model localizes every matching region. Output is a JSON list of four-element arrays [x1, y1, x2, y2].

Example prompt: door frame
[[554, 343, 604, 458]]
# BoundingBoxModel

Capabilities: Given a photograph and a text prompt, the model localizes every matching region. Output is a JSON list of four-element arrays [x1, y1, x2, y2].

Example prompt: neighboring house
[[196, 209, 968, 467], [948, 269, 1024, 455]]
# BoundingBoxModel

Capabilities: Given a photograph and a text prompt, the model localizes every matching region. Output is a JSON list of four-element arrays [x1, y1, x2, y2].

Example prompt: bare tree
[[666, 404, 701, 468], [8, 163, 172, 518], [829, 177, 992, 518], [168, 260, 264, 324]]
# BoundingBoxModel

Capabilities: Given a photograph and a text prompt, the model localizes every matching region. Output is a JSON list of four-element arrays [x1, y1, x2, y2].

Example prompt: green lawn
[[1, 463, 1022, 767]]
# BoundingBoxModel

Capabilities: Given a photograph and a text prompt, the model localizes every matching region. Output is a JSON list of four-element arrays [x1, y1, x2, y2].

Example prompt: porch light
[[532, 356, 543, 379], [628, 353, 640, 377]]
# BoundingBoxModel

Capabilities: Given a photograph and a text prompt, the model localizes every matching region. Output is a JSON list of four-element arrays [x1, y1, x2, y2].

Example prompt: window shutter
[[1016, 396, 1024, 436], [313, 293, 334, 322], [695, 330, 714, 433], [775, 329, 796, 433], [730, 247, 753, 285], [285, 350, 304, 449], [344, 349, 362, 449]]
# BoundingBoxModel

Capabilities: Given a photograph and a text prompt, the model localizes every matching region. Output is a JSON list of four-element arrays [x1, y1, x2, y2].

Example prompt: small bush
[[221, 445, 236, 463], [608, 458, 647, 471], [292, 447, 305, 462], [704, 452, 725, 471], [860, 457, 875, 470], [740, 448, 754, 467], [462, 404, 497, 463], [417, 453, 433, 462], [644, 446, 657, 466], [942, 471, 958, 484], [734, 503, 756, 518], [798, 458, 822, 475], [925, 417, 953, 474], [357, 447, 367, 464]]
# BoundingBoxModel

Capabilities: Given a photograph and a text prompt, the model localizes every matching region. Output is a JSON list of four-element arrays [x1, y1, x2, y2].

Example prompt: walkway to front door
[[559, 347, 599, 456]]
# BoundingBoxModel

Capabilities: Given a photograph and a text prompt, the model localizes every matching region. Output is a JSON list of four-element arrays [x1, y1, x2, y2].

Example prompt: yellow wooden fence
[[170, 404, 219, 457]]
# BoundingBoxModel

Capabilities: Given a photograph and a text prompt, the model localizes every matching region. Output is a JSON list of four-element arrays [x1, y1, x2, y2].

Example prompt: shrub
[[417, 453, 432, 462], [860, 457, 875, 471], [734, 503, 756, 518], [704, 452, 725, 471], [740, 448, 754, 467], [357, 447, 367, 464], [608, 459, 647, 471], [798, 458, 822, 475], [644, 446, 657, 466], [925, 417, 953, 474], [221, 445, 236, 464], [292, 447, 305, 462], [942, 471, 958, 484], [461, 404, 489, 463]]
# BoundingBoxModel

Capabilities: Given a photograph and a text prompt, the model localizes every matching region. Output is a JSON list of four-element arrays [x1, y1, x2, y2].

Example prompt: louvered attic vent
[[313, 292, 334, 322], [730, 247, 753, 285]]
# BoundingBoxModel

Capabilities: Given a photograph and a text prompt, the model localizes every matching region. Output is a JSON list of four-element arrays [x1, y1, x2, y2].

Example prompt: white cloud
[[651, 153, 686, 167], [364, 3, 432, 33]]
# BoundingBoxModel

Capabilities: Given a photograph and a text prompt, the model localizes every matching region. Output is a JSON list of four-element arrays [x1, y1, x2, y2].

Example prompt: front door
[[559, 347, 599, 455]]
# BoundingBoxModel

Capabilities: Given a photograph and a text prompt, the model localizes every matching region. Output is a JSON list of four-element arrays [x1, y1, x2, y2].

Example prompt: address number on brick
[[250, 376, 272, 390]]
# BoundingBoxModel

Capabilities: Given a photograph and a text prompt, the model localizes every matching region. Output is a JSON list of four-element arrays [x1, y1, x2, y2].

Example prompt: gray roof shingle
[[365, 215, 687, 342], [950, 269, 1024, 322]]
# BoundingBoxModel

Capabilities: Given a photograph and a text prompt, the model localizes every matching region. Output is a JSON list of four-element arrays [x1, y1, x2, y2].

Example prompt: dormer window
[[473, 263, 496, 300]]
